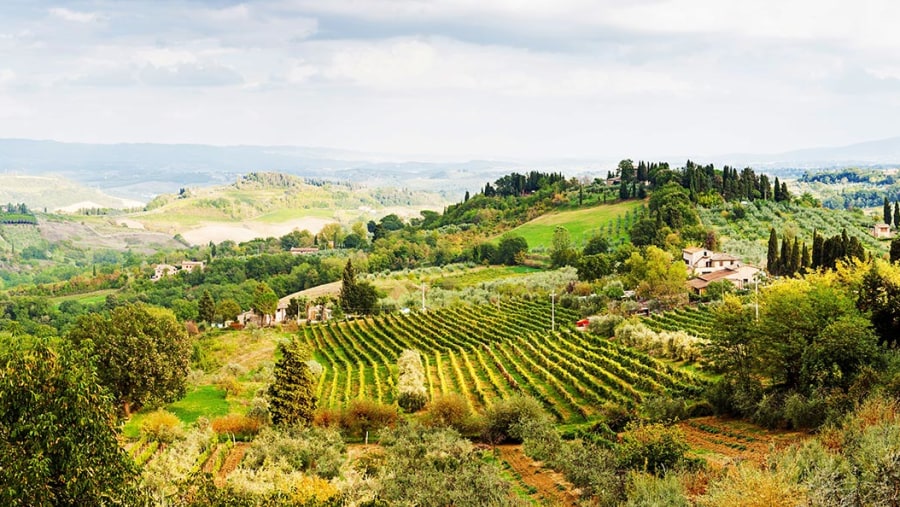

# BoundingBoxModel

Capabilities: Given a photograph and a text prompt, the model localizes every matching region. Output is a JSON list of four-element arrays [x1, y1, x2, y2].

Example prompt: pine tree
[[884, 197, 892, 225], [767, 228, 779, 275], [464, 190, 470, 202], [268, 338, 317, 426]]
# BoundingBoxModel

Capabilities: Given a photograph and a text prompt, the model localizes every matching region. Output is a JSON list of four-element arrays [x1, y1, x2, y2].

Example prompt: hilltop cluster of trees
[[0, 202, 36, 225]]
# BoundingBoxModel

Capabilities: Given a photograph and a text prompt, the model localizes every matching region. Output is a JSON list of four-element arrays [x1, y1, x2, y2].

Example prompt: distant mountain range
[[1, 136, 899, 203]]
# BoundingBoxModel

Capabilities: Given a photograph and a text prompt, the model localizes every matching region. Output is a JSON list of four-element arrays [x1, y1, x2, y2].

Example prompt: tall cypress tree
[[767, 228, 780, 275], [791, 237, 801, 275], [268, 338, 317, 426], [894, 202, 899, 228], [339, 259, 358, 314], [780, 236, 791, 276], [812, 229, 824, 269], [801, 242, 811, 271], [884, 197, 892, 225]]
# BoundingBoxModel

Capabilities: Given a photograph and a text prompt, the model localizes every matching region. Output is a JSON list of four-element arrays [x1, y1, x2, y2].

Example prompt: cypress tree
[[767, 228, 779, 275], [894, 202, 899, 228], [801, 242, 811, 271], [268, 338, 317, 426], [812, 229, 824, 268], [198, 290, 216, 324], [891, 237, 900, 263], [780, 236, 791, 276], [885, 197, 892, 225], [791, 237, 801, 275]]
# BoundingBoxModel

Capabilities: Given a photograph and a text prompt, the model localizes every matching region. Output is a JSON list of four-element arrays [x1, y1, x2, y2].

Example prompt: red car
[[576, 319, 590, 328]]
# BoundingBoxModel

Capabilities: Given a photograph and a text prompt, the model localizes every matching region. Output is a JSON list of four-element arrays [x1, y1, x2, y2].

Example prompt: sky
[[0, 0, 898, 161]]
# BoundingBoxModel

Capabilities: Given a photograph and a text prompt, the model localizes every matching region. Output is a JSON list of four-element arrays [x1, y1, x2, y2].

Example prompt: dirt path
[[496, 444, 579, 507]]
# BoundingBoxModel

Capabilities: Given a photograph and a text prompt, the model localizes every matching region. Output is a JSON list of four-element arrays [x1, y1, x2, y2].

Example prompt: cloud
[[48, 7, 102, 23], [139, 62, 244, 87]]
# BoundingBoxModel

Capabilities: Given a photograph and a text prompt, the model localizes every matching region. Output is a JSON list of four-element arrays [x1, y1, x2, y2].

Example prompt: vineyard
[[303, 299, 703, 423], [643, 305, 716, 340]]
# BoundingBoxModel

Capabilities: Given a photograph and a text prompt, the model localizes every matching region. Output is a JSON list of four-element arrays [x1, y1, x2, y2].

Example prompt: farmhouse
[[150, 260, 205, 281], [872, 223, 892, 239], [687, 265, 761, 295], [150, 264, 178, 281], [682, 246, 761, 295], [682, 247, 741, 275]]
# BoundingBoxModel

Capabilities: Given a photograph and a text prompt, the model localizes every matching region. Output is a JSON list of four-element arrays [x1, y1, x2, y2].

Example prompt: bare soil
[[216, 443, 249, 486], [496, 444, 579, 507], [677, 416, 808, 469]]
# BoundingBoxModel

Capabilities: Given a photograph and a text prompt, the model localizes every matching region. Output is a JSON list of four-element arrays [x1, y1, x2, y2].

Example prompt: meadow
[[499, 200, 643, 250]]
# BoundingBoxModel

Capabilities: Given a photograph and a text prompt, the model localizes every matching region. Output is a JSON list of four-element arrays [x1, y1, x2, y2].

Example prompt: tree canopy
[[67, 303, 191, 415], [0, 334, 142, 505], [268, 338, 317, 426]]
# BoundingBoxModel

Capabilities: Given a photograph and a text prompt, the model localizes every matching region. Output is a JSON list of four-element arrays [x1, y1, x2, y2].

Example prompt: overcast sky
[[0, 1, 898, 161]]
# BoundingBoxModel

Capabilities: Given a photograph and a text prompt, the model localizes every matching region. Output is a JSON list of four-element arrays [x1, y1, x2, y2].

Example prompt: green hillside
[[499, 200, 643, 250]]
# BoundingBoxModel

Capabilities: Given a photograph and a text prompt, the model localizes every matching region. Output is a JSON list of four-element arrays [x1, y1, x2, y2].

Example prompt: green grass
[[122, 385, 230, 439], [50, 289, 118, 308], [255, 207, 338, 223], [498, 201, 643, 250]]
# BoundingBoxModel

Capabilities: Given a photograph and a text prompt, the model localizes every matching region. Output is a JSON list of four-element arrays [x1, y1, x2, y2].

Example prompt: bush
[[625, 472, 690, 507], [397, 349, 427, 412], [482, 395, 550, 444], [588, 314, 624, 338], [423, 393, 473, 433], [783, 392, 827, 430], [643, 396, 688, 424], [216, 375, 242, 398], [616, 422, 689, 476], [599, 403, 638, 433], [140, 409, 184, 443], [313, 408, 343, 429], [698, 463, 806, 507], [341, 400, 398, 438], [240, 426, 345, 479], [211, 414, 262, 440]]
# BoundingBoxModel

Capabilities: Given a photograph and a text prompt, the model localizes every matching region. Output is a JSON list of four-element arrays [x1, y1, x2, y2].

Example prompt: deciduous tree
[[0, 334, 143, 505], [68, 303, 191, 415]]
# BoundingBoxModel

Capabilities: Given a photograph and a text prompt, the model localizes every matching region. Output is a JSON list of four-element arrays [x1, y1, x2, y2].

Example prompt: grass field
[[50, 289, 118, 307], [499, 200, 643, 250]]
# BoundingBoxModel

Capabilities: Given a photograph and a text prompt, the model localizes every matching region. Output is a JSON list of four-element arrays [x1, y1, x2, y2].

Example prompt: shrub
[[482, 395, 550, 444], [184, 321, 200, 336], [599, 403, 637, 433], [240, 426, 345, 479], [140, 409, 183, 443], [211, 414, 262, 440], [698, 463, 807, 507], [616, 422, 689, 476], [215, 375, 242, 398], [341, 400, 398, 438], [643, 396, 688, 424], [224, 362, 248, 377], [246, 397, 271, 425], [588, 314, 624, 338], [423, 393, 472, 433], [625, 472, 690, 507], [313, 408, 343, 429], [397, 349, 427, 412], [783, 392, 827, 430]]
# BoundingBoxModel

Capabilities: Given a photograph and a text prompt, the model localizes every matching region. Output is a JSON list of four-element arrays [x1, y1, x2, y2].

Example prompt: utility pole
[[753, 272, 761, 322], [421, 283, 426, 313], [550, 292, 556, 332]]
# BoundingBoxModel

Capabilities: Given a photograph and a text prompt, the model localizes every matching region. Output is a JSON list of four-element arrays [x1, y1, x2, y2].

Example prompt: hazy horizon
[[1, 1, 898, 161]]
